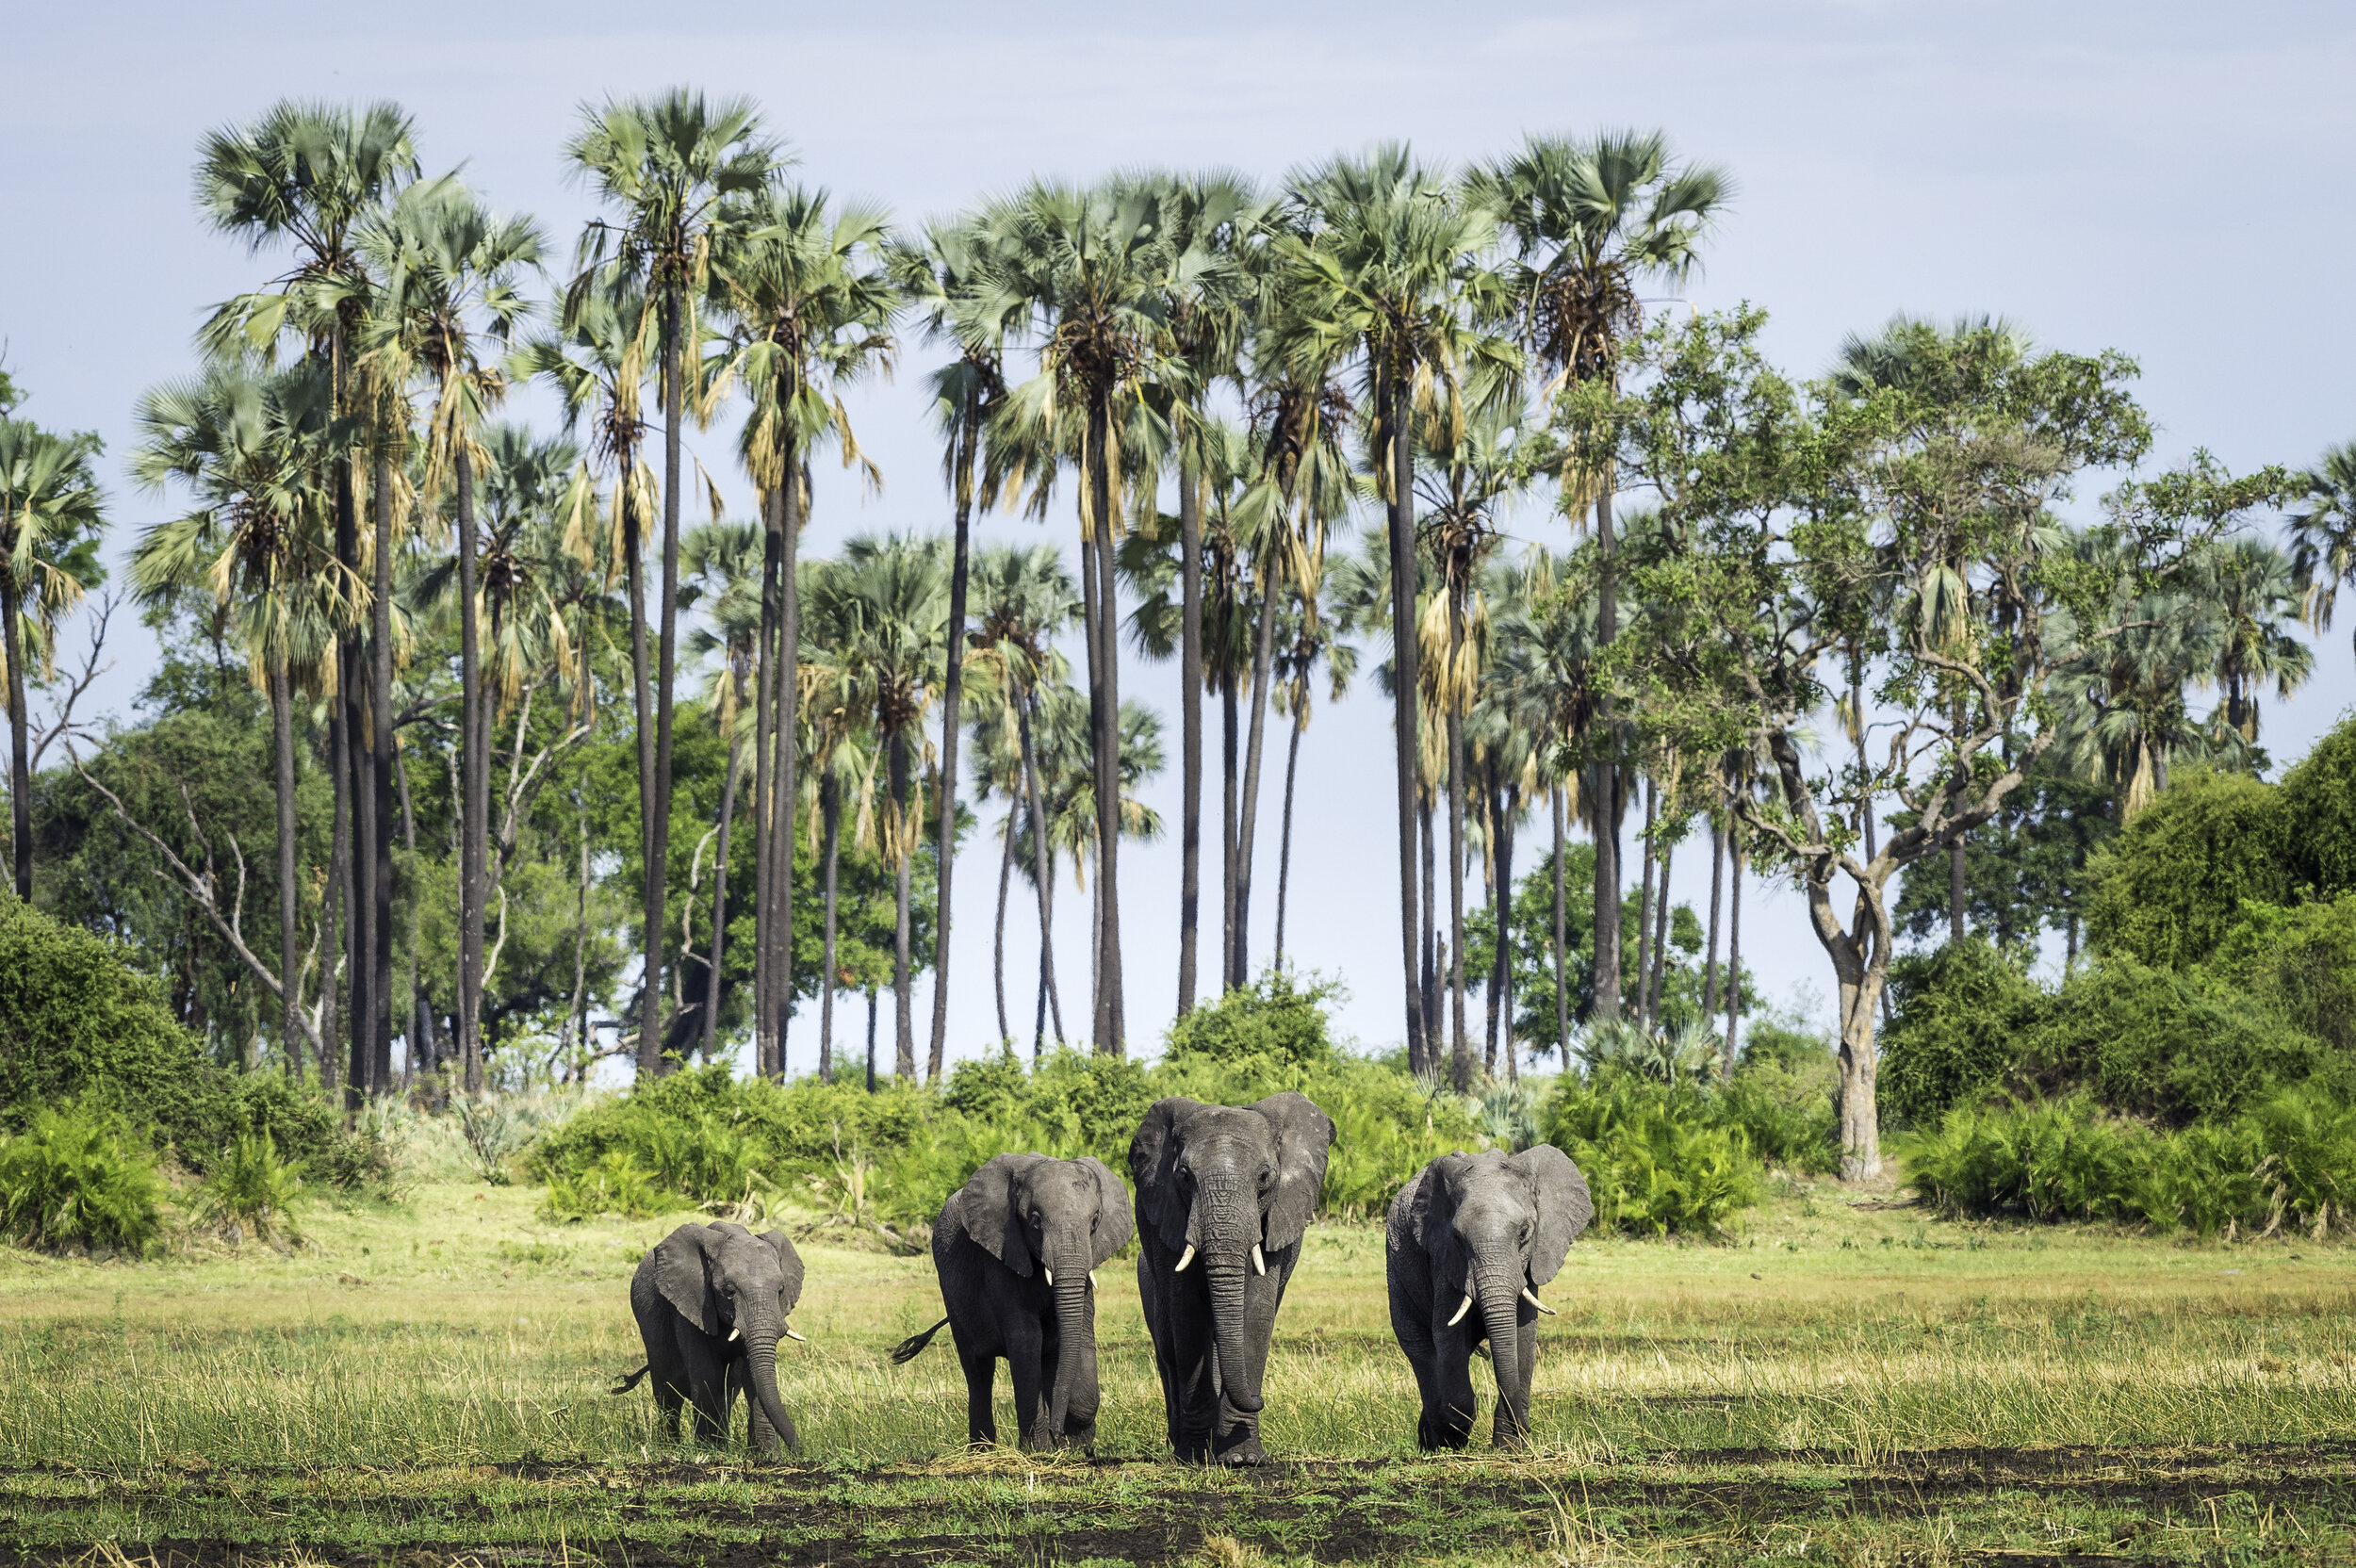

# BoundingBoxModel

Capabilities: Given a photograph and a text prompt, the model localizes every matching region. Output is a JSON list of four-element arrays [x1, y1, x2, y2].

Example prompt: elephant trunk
[[1203, 1252, 1263, 1414], [738, 1311, 796, 1454], [1476, 1264, 1527, 1441], [1049, 1246, 1097, 1436]]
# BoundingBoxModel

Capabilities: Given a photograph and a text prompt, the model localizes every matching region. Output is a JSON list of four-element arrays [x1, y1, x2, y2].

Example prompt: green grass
[[0, 1176, 2352, 1563]]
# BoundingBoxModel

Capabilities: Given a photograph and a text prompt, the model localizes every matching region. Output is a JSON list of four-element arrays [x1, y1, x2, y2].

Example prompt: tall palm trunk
[[1550, 785, 1568, 1064], [2, 567, 29, 901], [1592, 492, 1623, 1021], [994, 806, 1016, 1045], [819, 768, 841, 1085], [1705, 816, 1726, 1075], [325, 663, 348, 1089], [329, 337, 370, 1103], [1177, 464, 1204, 1016], [1647, 831, 1674, 1022], [1220, 676, 1239, 992], [1632, 776, 1657, 1030], [1446, 572, 1470, 1094], [890, 726, 915, 1079], [1082, 391, 1125, 1054], [1499, 784, 1519, 1085], [701, 734, 743, 1057], [398, 743, 429, 1082], [1420, 792, 1437, 1054], [1233, 561, 1281, 989], [771, 462, 802, 1079], [1272, 702, 1304, 967], [1725, 834, 1743, 1061], [863, 983, 878, 1093], [1019, 695, 1062, 1047], [751, 490, 782, 1071], [456, 447, 486, 1094], [1482, 767, 1507, 1077], [369, 453, 397, 1093], [1387, 371, 1427, 1070], [645, 286, 688, 1078], [271, 659, 304, 1078], [623, 474, 658, 1076], [929, 401, 976, 1076], [564, 790, 588, 1079]]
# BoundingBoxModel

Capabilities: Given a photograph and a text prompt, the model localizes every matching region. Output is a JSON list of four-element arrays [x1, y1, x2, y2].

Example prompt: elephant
[[614, 1220, 808, 1459], [1386, 1146, 1591, 1449], [1130, 1092, 1334, 1466], [888, 1152, 1135, 1450]]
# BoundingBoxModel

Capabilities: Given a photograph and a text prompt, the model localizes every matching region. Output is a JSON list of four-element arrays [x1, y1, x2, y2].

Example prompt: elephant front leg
[[1429, 1321, 1480, 1450], [1165, 1305, 1221, 1464], [1005, 1326, 1054, 1451]]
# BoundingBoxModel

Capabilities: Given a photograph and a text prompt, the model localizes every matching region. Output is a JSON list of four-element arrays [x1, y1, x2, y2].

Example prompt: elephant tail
[[610, 1364, 652, 1396], [888, 1317, 951, 1366]]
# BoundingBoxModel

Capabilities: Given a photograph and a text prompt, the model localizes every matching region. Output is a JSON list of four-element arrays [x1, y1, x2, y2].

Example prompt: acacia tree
[[1605, 306, 2167, 1179], [567, 89, 780, 1077]]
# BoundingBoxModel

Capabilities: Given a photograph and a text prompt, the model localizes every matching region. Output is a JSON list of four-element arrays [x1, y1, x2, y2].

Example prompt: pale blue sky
[[5, 1, 2351, 1069]]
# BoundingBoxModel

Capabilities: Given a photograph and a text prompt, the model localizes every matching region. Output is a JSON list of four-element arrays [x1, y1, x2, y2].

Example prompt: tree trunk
[[770, 461, 802, 1077], [1387, 371, 1427, 1070], [1592, 485, 1622, 1022], [994, 802, 1016, 1046], [1647, 832, 1674, 1024], [624, 458, 658, 1078], [864, 983, 878, 1094], [1446, 572, 1470, 1095], [890, 726, 915, 1080], [397, 740, 428, 1085], [1705, 817, 1726, 1078], [1724, 837, 1742, 1066], [929, 398, 975, 1076], [1020, 694, 1063, 1050], [1482, 768, 1502, 1078], [702, 734, 743, 1058], [1550, 785, 1568, 1063], [1949, 837, 1967, 947], [1085, 391, 1124, 1055], [646, 284, 688, 1079], [1177, 461, 1204, 1017], [751, 485, 782, 1072], [272, 659, 304, 1081], [369, 453, 396, 1095], [1220, 676, 1239, 993], [1837, 958, 1886, 1180], [462, 450, 490, 1096], [1273, 706, 1303, 968], [325, 650, 348, 1092], [820, 768, 840, 1086], [1501, 786, 1518, 1086], [567, 790, 589, 1080], [1631, 776, 1656, 1033], [1420, 792, 1437, 1058], [2, 567, 28, 902], [1234, 559, 1282, 990]]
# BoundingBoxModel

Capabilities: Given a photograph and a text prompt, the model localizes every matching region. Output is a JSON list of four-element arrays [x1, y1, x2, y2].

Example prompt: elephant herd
[[615, 1090, 1594, 1464]]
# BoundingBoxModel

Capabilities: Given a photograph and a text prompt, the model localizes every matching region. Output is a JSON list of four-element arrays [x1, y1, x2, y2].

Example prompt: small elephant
[[1386, 1147, 1591, 1449], [1131, 1092, 1334, 1466], [889, 1152, 1134, 1450], [615, 1220, 808, 1458]]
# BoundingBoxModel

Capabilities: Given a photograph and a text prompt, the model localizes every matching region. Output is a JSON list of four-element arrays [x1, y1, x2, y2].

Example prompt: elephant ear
[[759, 1229, 806, 1317], [1510, 1144, 1593, 1286], [1250, 1091, 1335, 1254], [1079, 1156, 1134, 1268], [956, 1154, 1033, 1277], [1129, 1098, 1198, 1255], [652, 1224, 718, 1335]]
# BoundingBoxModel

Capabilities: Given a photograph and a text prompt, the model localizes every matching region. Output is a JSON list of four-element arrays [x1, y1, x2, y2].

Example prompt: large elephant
[[615, 1220, 808, 1459], [1130, 1092, 1334, 1466], [889, 1152, 1134, 1450], [1386, 1147, 1591, 1448]]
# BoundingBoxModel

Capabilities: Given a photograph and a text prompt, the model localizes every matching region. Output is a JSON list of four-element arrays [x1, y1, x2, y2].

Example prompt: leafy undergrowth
[[0, 1445, 2351, 1566]]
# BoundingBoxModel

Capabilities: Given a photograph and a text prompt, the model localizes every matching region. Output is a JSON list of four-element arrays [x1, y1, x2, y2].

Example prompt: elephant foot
[[1057, 1420, 1098, 1451], [1173, 1433, 1214, 1465], [1212, 1431, 1268, 1467], [1419, 1411, 1474, 1451]]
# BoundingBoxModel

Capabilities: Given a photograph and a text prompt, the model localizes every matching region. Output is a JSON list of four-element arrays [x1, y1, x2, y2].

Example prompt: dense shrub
[[0, 1104, 167, 1252], [194, 1132, 305, 1246], [2206, 895, 2356, 1057], [1880, 939, 2050, 1128], [2083, 770, 2295, 970], [1901, 1083, 2356, 1237], [1721, 1053, 1841, 1174], [1542, 1072, 1759, 1236], [2279, 714, 2356, 896], [2021, 955, 2320, 1124]]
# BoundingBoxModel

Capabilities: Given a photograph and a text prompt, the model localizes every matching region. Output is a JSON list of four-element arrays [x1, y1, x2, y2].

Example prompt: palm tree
[[1268, 558, 1355, 969], [131, 360, 352, 1075], [0, 416, 105, 899], [681, 518, 763, 1056], [2289, 441, 2356, 646], [197, 98, 422, 1099], [566, 89, 783, 1078], [2194, 535, 2312, 746], [799, 532, 951, 1079], [974, 178, 1196, 1055], [1470, 129, 1729, 1025], [1272, 145, 1508, 1070], [364, 177, 544, 1093]]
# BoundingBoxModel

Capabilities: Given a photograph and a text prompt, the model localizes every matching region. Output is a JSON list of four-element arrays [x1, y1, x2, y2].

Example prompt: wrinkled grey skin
[[899, 1153, 1135, 1450], [1386, 1148, 1591, 1448], [1131, 1092, 1334, 1465], [626, 1221, 806, 1459]]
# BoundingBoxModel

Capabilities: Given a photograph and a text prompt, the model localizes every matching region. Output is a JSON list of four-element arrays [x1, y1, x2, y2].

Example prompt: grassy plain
[[0, 1175, 2350, 1564]]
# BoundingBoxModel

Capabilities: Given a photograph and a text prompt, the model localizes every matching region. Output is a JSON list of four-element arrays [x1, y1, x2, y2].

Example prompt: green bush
[[2022, 955, 2320, 1124], [1541, 1072, 1761, 1236], [1880, 939, 2050, 1128], [1900, 1083, 2356, 1237], [542, 1150, 664, 1221], [2206, 895, 2356, 1055], [1162, 970, 1340, 1069], [195, 1132, 305, 1246], [2083, 769, 2296, 970], [0, 1103, 167, 1252], [2279, 713, 2356, 896]]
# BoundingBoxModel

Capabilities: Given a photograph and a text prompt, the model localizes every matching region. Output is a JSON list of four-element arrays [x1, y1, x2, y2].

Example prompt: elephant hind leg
[[960, 1352, 999, 1448]]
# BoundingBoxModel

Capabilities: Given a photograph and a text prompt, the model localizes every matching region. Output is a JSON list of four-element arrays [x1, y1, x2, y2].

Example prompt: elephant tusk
[[1521, 1287, 1557, 1316], [1043, 1267, 1054, 1286], [1174, 1244, 1196, 1273], [784, 1325, 808, 1342], [1251, 1244, 1266, 1277], [1088, 1270, 1099, 1290], [726, 1328, 742, 1343], [1447, 1291, 1476, 1328]]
